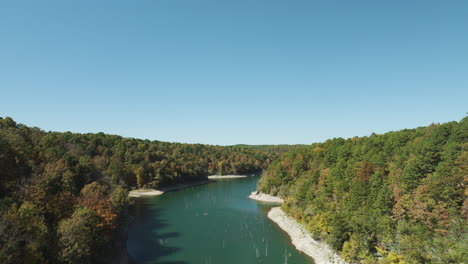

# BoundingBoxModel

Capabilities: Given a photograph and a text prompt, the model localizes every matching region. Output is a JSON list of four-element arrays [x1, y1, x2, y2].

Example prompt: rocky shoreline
[[128, 180, 212, 197], [207, 175, 248, 179], [268, 207, 347, 264], [128, 189, 164, 197], [248, 191, 284, 203]]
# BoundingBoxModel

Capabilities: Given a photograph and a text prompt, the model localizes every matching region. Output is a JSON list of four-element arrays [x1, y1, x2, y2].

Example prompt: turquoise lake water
[[127, 176, 314, 264]]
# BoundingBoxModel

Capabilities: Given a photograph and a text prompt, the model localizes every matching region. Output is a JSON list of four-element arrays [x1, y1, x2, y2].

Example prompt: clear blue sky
[[1, 0, 467, 145]]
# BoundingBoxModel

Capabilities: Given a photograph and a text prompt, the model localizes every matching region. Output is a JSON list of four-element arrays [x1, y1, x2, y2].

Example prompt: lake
[[127, 176, 314, 264]]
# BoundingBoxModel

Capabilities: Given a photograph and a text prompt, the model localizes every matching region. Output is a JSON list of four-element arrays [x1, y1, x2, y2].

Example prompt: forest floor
[[268, 207, 347, 264]]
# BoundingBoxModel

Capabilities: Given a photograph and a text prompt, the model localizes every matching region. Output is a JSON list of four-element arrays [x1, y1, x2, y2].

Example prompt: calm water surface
[[127, 177, 314, 264]]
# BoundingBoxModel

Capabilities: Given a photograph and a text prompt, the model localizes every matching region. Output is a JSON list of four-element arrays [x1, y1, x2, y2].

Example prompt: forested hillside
[[258, 117, 467, 263], [234, 144, 305, 155], [0, 117, 273, 263]]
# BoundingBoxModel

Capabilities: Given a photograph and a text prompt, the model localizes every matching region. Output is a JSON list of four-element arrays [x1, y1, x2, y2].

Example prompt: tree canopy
[[258, 117, 468, 263], [0, 117, 281, 263]]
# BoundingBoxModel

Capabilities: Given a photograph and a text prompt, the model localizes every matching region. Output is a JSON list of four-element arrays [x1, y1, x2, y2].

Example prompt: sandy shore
[[268, 207, 347, 264], [128, 180, 211, 198], [128, 189, 164, 197], [208, 175, 248, 179], [248, 191, 284, 203]]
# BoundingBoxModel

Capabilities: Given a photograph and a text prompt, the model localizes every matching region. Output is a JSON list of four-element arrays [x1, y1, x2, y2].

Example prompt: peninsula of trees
[[258, 117, 467, 263]]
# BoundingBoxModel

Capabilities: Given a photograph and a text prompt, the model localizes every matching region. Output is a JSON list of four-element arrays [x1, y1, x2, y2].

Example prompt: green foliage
[[0, 116, 277, 263], [258, 117, 468, 263], [110, 186, 129, 213], [58, 208, 105, 264], [0, 201, 48, 264]]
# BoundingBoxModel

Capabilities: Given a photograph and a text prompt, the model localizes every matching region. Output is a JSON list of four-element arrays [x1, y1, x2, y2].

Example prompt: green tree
[[58, 208, 105, 264]]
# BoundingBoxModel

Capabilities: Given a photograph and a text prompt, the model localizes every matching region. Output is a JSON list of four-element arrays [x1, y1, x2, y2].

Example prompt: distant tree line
[[234, 144, 305, 155], [0, 117, 280, 264], [258, 117, 467, 263]]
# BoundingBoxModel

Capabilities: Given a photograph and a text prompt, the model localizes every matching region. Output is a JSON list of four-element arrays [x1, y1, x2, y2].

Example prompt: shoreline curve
[[268, 207, 347, 264], [128, 180, 211, 197], [208, 175, 248, 179], [248, 191, 284, 203]]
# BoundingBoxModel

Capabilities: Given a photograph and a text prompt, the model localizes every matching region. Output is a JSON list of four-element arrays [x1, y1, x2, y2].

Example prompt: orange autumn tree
[[78, 182, 117, 230]]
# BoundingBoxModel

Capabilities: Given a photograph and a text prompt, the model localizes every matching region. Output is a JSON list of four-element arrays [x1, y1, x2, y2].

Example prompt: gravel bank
[[128, 189, 164, 197], [248, 191, 284, 203], [128, 180, 211, 198], [208, 175, 248, 179], [268, 207, 347, 264]]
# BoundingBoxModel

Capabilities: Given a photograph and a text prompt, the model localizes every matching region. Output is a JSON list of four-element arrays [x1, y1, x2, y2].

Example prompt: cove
[[127, 176, 314, 264]]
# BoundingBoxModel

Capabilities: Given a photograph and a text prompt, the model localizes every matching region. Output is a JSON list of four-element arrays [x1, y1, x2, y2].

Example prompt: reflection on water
[[127, 177, 314, 264]]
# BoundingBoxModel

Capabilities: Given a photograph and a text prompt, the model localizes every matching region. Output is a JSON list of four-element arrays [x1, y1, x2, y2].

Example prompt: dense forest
[[2, 116, 466, 264], [258, 117, 467, 263], [234, 144, 305, 155], [0, 117, 278, 264]]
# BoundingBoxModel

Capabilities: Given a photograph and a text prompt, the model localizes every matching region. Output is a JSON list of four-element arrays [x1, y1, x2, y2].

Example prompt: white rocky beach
[[248, 191, 284, 203], [128, 189, 164, 197], [268, 207, 347, 264], [207, 175, 248, 179], [128, 180, 211, 197]]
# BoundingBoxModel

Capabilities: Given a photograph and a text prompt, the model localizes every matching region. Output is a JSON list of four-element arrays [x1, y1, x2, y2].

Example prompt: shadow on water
[[126, 177, 314, 264], [127, 198, 188, 264]]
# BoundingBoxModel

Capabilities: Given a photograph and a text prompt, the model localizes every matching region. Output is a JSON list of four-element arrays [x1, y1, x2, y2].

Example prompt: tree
[[79, 182, 117, 230], [134, 167, 146, 188], [58, 208, 105, 264], [0, 202, 48, 264]]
